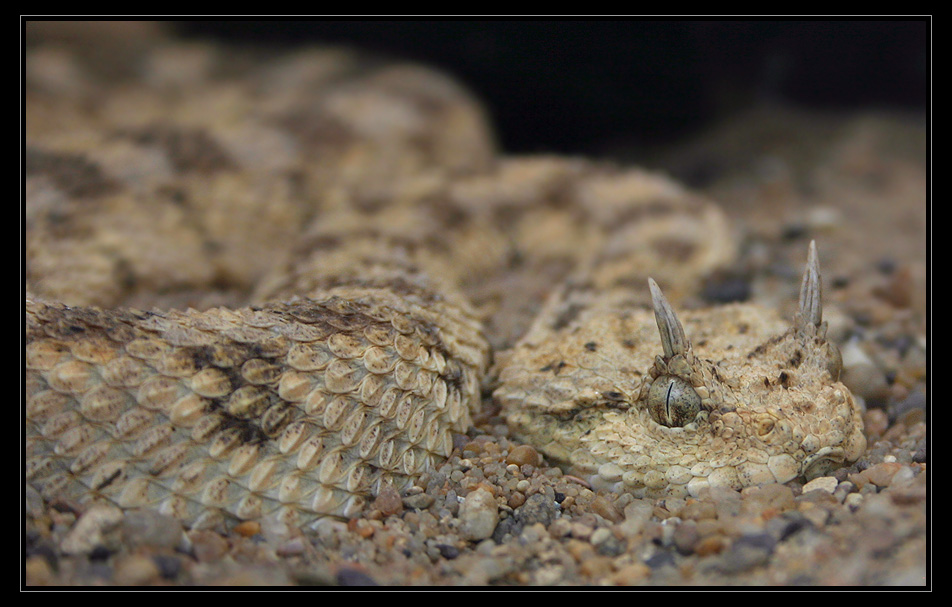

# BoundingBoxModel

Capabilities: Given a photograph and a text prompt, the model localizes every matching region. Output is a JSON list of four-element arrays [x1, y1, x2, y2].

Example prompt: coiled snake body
[[25, 40, 865, 529]]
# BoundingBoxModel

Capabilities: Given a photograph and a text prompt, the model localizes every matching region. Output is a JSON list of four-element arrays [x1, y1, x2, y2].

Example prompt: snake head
[[626, 242, 866, 494], [499, 241, 866, 497]]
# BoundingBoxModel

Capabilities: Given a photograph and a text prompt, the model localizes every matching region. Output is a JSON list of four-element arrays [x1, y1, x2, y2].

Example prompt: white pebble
[[458, 488, 499, 541]]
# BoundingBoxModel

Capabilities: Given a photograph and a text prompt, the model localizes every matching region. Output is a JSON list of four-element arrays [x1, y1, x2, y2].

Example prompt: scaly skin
[[25, 37, 864, 529], [497, 243, 866, 498]]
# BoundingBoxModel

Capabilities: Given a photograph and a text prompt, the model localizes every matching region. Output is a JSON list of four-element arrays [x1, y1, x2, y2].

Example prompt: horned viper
[[25, 36, 865, 530]]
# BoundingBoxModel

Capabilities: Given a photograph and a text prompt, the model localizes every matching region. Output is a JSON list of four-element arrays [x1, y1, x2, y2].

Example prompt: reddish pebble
[[234, 520, 261, 537], [861, 462, 904, 487], [863, 409, 889, 438], [372, 484, 405, 517], [694, 535, 727, 556], [591, 495, 623, 523]]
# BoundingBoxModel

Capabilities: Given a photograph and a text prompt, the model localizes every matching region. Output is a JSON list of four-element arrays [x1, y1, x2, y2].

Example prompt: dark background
[[174, 20, 929, 156]]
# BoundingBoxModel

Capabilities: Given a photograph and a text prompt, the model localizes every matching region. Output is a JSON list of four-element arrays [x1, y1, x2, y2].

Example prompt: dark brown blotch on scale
[[653, 237, 697, 263], [540, 361, 567, 375], [26, 147, 120, 199], [273, 110, 357, 155], [552, 303, 585, 331], [116, 125, 235, 174]]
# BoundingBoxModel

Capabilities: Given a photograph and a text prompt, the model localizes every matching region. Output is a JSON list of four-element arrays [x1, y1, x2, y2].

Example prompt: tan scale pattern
[[497, 296, 867, 499], [26, 293, 487, 529], [25, 31, 866, 528]]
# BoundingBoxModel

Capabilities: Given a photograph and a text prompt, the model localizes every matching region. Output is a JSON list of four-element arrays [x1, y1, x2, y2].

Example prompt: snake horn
[[648, 277, 689, 359]]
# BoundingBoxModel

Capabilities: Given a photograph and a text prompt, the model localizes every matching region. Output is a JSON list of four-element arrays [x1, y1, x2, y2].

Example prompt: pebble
[[897, 404, 926, 427], [798, 504, 830, 528], [609, 562, 651, 585], [580, 555, 614, 577], [120, 510, 184, 550], [507, 492, 526, 509], [589, 527, 613, 547], [672, 520, 700, 555], [568, 521, 593, 540], [514, 492, 558, 527], [804, 205, 842, 231], [719, 532, 776, 573], [594, 533, 625, 557], [152, 554, 182, 580], [741, 483, 795, 514], [873, 266, 914, 308], [24, 556, 54, 586], [234, 520, 261, 537], [24, 486, 46, 519], [681, 498, 717, 521], [591, 495, 623, 523], [802, 476, 838, 494], [114, 554, 161, 585], [566, 538, 595, 562], [506, 445, 542, 467], [645, 550, 677, 570], [864, 408, 890, 438], [372, 484, 405, 516], [619, 500, 654, 538], [768, 511, 814, 541], [833, 481, 856, 503], [188, 529, 230, 562], [842, 346, 890, 404], [893, 385, 926, 414], [655, 497, 687, 518], [60, 504, 124, 555], [458, 489, 499, 541], [403, 492, 435, 510], [694, 535, 727, 556], [335, 567, 377, 586], [856, 462, 905, 488]]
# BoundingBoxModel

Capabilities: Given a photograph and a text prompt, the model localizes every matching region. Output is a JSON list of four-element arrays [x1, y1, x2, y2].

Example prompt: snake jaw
[[801, 446, 848, 480]]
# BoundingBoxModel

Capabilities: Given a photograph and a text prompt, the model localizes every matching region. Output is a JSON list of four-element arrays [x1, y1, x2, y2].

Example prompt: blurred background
[[171, 20, 929, 156]]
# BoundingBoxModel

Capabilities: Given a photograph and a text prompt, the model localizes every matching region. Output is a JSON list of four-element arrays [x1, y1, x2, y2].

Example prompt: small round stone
[[458, 488, 499, 541], [506, 445, 542, 467], [372, 484, 405, 516]]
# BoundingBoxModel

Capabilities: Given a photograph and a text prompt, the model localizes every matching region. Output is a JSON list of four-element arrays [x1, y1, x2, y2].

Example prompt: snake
[[24, 33, 866, 530]]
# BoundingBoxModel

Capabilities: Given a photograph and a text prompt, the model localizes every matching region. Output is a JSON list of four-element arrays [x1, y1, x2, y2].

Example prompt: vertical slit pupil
[[665, 380, 674, 421]]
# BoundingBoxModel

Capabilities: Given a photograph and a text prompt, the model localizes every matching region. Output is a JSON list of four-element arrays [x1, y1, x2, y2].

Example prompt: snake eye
[[647, 375, 701, 427]]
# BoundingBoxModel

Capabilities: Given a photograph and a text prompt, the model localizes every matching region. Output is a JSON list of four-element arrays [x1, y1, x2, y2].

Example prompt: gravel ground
[[24, 418, 926, 586]]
